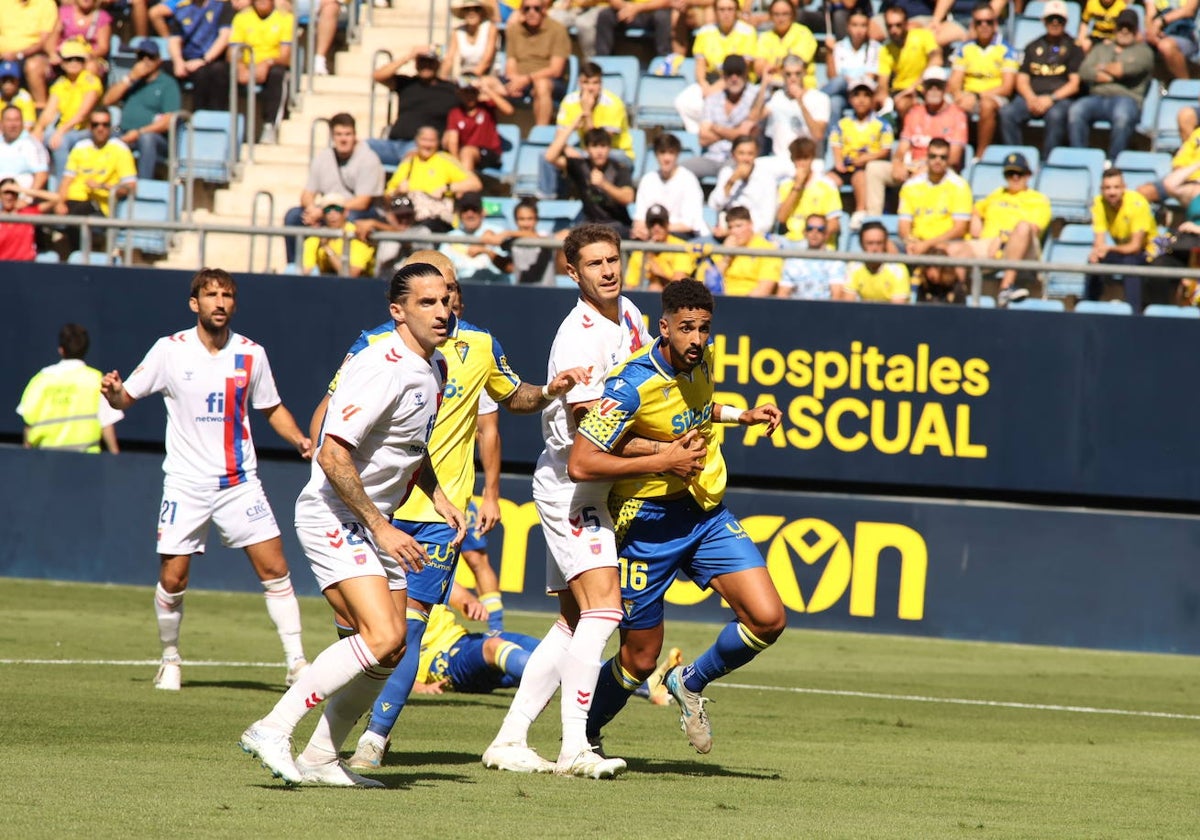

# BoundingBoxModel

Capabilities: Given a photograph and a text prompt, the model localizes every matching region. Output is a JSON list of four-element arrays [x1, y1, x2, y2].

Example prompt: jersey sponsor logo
[[671, 402, 713, 435], [598, 398, 620, 416], [341, 405, 362, 422]]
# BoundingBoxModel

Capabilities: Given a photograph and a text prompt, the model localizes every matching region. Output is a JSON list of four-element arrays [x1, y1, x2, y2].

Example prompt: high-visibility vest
[[19, 364, 105, 453]]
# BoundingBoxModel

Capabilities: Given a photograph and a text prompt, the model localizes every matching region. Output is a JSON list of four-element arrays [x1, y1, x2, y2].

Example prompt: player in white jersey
[[483, 224, 705, 779], [100, 268, 313, 692], [240, 262, 467, 788]]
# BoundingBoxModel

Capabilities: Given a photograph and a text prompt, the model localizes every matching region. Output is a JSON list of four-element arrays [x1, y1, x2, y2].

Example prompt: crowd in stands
[[4, 0, 1200, 312]]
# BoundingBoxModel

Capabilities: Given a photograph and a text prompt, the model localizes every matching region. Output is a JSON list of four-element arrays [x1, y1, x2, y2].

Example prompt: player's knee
[[746, 609, 786, 645], [359, 619, 407, 665]]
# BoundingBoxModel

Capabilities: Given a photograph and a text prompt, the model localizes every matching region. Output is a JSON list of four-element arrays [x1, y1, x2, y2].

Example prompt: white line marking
[[3, 658, 1195, 721]]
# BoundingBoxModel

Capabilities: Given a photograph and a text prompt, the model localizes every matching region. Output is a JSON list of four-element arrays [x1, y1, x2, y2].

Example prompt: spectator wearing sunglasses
[[946, 2, 1018, 162], [1068, 9, 1154, 163], [763, 55, 830, 158], [897, 136, 971, 257], [497, 0, 570, 125], [100, 40, 181, 181], [778, 213, 847, 300], [55, 106, 137, 252], [32, 40, 103, 177]]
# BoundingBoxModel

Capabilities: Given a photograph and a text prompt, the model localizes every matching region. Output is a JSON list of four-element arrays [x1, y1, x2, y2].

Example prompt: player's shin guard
[[480, 590, 504, 632], [493, 619, 573, 746], [364, 609, 428, 740], [561, 609, 622, 756], [683, 620, 772, 693], [299, 663, 393, 765], [585, 656, 643, 740], [154, 582, 185, 660], [262, 634, 380, 733], [494, 640, 531, 679], [261, 574, 306, 665]]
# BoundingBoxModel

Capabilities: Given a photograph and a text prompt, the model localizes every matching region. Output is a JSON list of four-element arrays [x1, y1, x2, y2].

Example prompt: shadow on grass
[[174, 678, 291, 693], [373, 749, 484, 769], [625, 757, 783, 780]]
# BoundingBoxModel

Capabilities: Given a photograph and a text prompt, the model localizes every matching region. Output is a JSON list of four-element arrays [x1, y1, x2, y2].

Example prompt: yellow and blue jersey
[[950, 40, 1019, 94], [418, 605, 468, 684], [577, 338, 727, 512], [829, 114, 895, 171]]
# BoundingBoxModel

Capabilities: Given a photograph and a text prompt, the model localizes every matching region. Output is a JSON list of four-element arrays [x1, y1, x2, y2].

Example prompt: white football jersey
[[296, 331, 447, 524], [123, 328, 281, 489], [532, 296, 651, 502]]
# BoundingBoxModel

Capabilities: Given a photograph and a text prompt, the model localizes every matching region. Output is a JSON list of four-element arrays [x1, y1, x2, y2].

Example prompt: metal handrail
[[165, 111, 189, 223], [229, 44, 257, 167], [305, 7, 317, 95], [308, 115, 331, 168], [248, 190, 276, 272], [367, 49, 393, 141]]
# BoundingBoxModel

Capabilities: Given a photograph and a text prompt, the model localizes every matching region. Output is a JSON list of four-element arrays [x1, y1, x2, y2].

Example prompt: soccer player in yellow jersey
[[897, 137, 971, 256], [947, 4, 1017, 161], [571, 278, 785, 756], [1087, 168, 1156, 311], [947, 152, 1050, 306], [877, 5, 943, 119]]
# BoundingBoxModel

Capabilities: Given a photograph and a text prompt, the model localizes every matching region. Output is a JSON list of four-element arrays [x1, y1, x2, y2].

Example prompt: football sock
[[560, 608, 622, 757], [492, 618, 572, 745], [683, 620, 771, 693], [261, 574, 306, 665], [365, 608, 428, 739], [154, 582, 184, 661], [299, 663, 393, 765], [262, 634, 379, 733], [480, 590, 504, 632], [494, 639, 531, 679], [585, 656, 642, 740]]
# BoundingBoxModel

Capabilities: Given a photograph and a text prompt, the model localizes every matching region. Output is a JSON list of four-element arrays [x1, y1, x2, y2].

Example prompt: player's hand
[[100, 370, 124, 407], [461, 598, 489, 622], [546, 365, 592, 397], [411, 679, 448, 695], [476, 496, 501, 534], [295, 435, 314, 460], [660, 429, 706, 479], [740, 404, 782, 435], [434, 494, 468, 548], [374, 523, 427, 572]]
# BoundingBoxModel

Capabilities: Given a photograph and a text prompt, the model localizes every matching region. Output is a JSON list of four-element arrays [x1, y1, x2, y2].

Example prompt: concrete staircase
[[155, 3, 450, 274]]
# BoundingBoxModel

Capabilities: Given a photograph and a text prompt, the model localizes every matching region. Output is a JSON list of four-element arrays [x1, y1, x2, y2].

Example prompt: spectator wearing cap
[[0, 105, 49, 191], [708, 134, 777, 237], [594, 0, 671, 61], [370, 46, 460, 168], [283, 112, 384, 265], [624, 204, 698, 290], [1146, 0, 1199, 81], [0, 0, 57, 109], [755, 0, 818, 92], [632, 132, 709, 240], [946, 3, 1018, 162], [445, 74, 513, 174], [302, 192, 376, 277], [763, 54, 831, 158], [496, 0, 570, 126], [1079, 0, 1128, 54], [356, 194, 433, 280], [440, 191, 508, 283], [778, 213, 846, 301], [674, 0, 758, 135], [876, 5, 942, 120], [55, 106, 137, 252], [1087, 167, 1156, 311], [0, 61, 35, 130], [228, 0, 293, 145], [100, 40, 181, 181], [167, 0, 235, 113], [998, 2, 1083, 158], [897, 136, 972, 257], [777, 137, 842, 247], [444, 0, 499, 76], [864, 65, 965, 217], [479, 195, 556, 284], [32, 41, 104, 177], [946, 152, 1051, 306], [829, 76, 893, 224], [1068, 10, 1154, 163], [0, 176, 40, 261], [545, 124, 634, 237], [56, 0, 112, 80], [681, 54, 764, 181], [822, 7, 879, 124], [385, 125, 483, 232]]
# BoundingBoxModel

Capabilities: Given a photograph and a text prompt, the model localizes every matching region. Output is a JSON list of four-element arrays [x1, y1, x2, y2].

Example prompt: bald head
[[406, 249, 456, 284]]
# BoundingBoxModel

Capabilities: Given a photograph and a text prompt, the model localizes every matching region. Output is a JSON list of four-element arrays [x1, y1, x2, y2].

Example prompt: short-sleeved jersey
[[778, 176, 843, 241], [533, 296, 651, 501], [898, 171, 972, 241], [0, 0, 58, 55], [298, 332, 447, 523], [845, 262, 911, 302], [170, 0, 235, 61], [1020, 36, 1085, 98], [1092, 190, 1156, 253], [1172, 129, 1200, 182], [0, 88, 37, 127], [49, 71, 104, 130], [63, 139, 137, 216], [719, 234, 782, 296], [830, 114, 895, 167], [578, 340, 726, 511], [692, 22, 759, 78], [229, 6, 293, 65], [950, 39, 1018, 94], [879, 27, 938, 92], [1082, 0, 1127, 42], [757, 23, 818, 87], [386, 151, 470, 196], [624, 236, 698, 288], [900, 103, 969, 161], [417, 605, 467, 684], [123, 327, 282, 488], [302, 221, 376, 275], [556, 88, 633, 158], [975, 187, 1052, 239]]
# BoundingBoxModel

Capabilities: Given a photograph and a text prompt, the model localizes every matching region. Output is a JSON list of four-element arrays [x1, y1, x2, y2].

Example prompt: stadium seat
[[969, 294, 997, 308], [1037, 164, 1094, 223], [1012, 17, 1044, 50], [629, 127, 648, 181], [969, 161, 1007, 202], [177, 110, 244, 184], [34, 251, 60, 263], [1114, 150, 1173, 196], [1143, 304, 1200, 318], [535, 199, 583, 233], [67, 250, 121, 266], [511, 125, 559, 196], [1151, 79, 1200, 152], [1073, 299, 1133, 315], [593, 56, 641, 107], [1008, 297, 1065, 312], [1043, 238, 1092, 298], [482, 196, 517, 228], [482, 123, 521, 183], [114, 179, 184, 255], [1056, 223, 1096, 244], [634, 74, 688, 131], [1046, 146, 1105, 187]]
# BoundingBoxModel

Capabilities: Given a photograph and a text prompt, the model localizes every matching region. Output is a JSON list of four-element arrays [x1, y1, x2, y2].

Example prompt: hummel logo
[[304, 692, 323, 709], [385, 348, 402, 363], [575, 690, 592, 705]]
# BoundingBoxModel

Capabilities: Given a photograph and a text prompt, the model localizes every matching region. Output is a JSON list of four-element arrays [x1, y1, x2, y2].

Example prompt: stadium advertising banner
[[1, 450, 1197, 656], [4, 266, 1200, 504]]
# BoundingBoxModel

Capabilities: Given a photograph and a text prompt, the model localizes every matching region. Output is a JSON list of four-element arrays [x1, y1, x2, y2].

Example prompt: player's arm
[[568, 429, 705, 481], [101, 424, 120, 454], [500, 365, 591, 413], [414, 452, 467, 545], [449, 581, 489, 622], [475, 411, 501, 534], [260, 402, 313, 459], [714, 402, 782, 434], [308, 391, 331, 447], [568, 400, 663, 458], [100, 370, 137, 410]]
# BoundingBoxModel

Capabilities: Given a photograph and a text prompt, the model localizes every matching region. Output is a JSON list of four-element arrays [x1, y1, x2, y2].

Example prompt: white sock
[[154, 582, 185, 661], [261, 574, 306, 665], [559, 608, 622, 758], [298, 663, 393, 765], [492, 619, 573, 746], [262, 634, 378, 734]]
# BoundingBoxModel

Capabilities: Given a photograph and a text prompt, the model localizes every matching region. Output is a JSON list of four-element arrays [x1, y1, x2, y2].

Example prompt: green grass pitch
[[1, 578, 1197, 839]]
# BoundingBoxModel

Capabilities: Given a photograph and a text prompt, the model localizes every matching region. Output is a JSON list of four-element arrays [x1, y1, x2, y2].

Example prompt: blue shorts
[[461, 499, 488, 554], [391, 520, 461, 606], [610, 496, 764, 630], [430, 630, 539, 693]]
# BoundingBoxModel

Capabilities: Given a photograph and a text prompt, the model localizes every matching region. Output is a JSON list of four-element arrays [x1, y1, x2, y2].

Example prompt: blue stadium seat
[[1114, 150, 1173, 196], [513, 141, 552, 197], [1046, 146, 1104, 188], [482, 196, 517, 228], [1152, 79, 1200, 151], [67, 250, 121, 266], [1074, 299, 1133, 315], [1042, 238, 1092, 297], [177, 110, 244, 184], [629, 127, 648, 180], [1012, 17, 1044, 50], [969, 294, 997, 308], [969, 161, 1007, 202], [535, 199, 583, 234], [1037, 164, 1095, 223], [1144, 303, 1200, 318], [34, 251, 60, 263], [634, 74, 688, 131], [1008, 297, 1066, 312], [593, 56, 641, 107], [114, 179, 183, 255], [1057, 223, 1096, 244], [482, 123, 521, 183]]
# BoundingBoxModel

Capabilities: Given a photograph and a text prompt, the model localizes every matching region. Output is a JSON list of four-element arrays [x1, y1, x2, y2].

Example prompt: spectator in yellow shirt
[[946, 152, 1051, 306], [385, 125, 483, 232], [54, 106, 137, 252], [302, 193, 376, 277], [1087, 167, 1156, 311], [1079, 0, 1128, 53], [1137, 129, 1200, 208], [0, 63, 36, 129], [754, 0, 817, 90], [0, 0, 57, 109], [228, 0, 293, 144], [704, 205, 780, 296], [947, 4, 1018, 162], [776, 136, 842, 247], [838, 221, 911, 303], [624, 204, 697, 290], [829, 77, 893, 223], [32, 41, 104, 177], [877, 5, 943, 120], [897, 137, 972, 256]]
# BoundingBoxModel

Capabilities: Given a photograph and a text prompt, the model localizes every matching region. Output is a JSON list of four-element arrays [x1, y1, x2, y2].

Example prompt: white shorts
[[296, 515, 408, 593], [535, 490, 618, 593], [156, 477, 281, 556]]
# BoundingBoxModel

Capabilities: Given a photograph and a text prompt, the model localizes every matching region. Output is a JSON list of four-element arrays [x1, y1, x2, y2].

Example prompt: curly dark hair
[[662, 278, 714, 315]]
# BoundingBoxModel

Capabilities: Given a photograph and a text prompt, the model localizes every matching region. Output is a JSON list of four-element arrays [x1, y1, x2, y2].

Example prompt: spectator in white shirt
[[0, 105, 48, 190], [764, 55, 831, 158], [822, 7, 879, 127], [632, 132, 710, 240], [708, 134, 779, 236]]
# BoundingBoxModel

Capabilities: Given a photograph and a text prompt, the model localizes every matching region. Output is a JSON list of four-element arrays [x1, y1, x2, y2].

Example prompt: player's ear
[[659, 317, 668, 338], [188, 296, 200, 314], [389, 300, 406, 325]]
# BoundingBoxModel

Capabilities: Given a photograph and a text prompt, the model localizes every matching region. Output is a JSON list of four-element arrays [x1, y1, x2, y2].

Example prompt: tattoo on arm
[[321, 440, 388, 531], [503, 382, 549, 414]]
